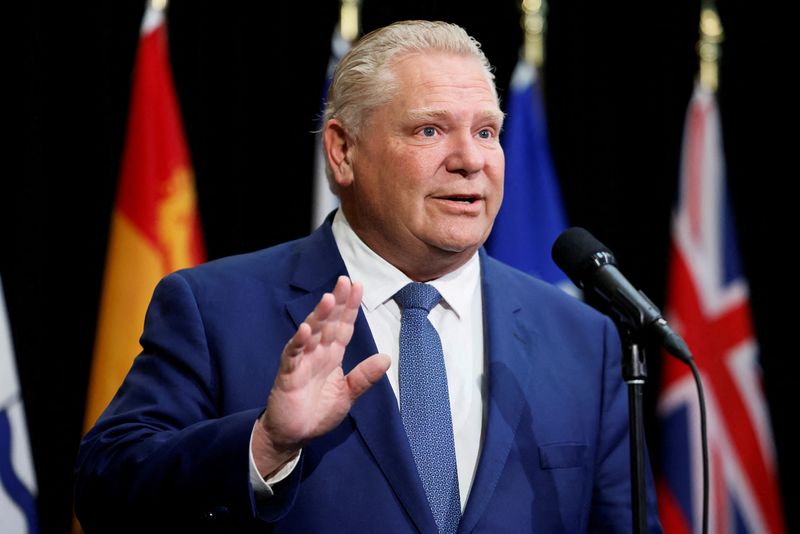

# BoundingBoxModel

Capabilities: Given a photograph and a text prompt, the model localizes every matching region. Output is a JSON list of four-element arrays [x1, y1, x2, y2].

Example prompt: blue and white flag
[[311, 28, 350, 230], [486, 60, 570, 287], [0, 277, 39, 533]]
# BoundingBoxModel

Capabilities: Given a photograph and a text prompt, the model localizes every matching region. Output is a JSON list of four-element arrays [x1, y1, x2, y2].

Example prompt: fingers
[[346, 353, 391, 400], [306, 276, 361, 346], [279, 321, 312, 372], [280, 276, 362, 372]]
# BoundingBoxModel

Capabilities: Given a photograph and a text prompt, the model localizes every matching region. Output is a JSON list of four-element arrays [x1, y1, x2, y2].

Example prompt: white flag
[[0, 277, 39, 533]]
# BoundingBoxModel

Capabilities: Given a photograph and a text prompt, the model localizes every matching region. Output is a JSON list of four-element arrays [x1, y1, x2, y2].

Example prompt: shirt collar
[[331, 209, 480, 318]]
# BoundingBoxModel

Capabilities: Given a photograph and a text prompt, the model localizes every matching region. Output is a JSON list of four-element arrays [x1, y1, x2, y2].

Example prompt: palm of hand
[[259, 276, 390, 459]]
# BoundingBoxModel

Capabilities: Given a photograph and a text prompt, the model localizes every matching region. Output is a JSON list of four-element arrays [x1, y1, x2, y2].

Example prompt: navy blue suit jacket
[[75, 218, 662, 533]]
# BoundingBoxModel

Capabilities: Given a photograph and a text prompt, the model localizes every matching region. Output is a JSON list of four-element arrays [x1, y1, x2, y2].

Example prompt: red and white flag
[[657, 85, 785, 533]]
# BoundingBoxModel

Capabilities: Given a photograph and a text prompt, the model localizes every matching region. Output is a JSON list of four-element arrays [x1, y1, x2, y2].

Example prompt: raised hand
[[251, 276, 390, 477]]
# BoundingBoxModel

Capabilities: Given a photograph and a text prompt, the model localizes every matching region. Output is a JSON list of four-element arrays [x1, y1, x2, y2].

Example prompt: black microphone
[[552, 227, 692, 363]]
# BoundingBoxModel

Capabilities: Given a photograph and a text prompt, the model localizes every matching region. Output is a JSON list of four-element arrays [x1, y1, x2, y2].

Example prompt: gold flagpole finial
[[698, 5, 724, 92], [521, 0, 547, 68], [340, 0, 361, 43]]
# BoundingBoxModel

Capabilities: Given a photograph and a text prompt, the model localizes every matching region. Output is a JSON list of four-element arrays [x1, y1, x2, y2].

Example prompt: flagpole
[[339, 0, 360, 43], [521, 0, 546, 68], [697, 3, 722, 93]]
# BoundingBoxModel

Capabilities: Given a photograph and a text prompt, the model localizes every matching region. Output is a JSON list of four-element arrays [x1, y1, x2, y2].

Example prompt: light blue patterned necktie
[[394, 282, 461, 534]]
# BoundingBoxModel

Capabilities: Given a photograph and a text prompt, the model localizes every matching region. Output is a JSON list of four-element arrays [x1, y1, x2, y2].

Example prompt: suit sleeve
[[74, 272, 301, 532], [588, 317, 663, 533]]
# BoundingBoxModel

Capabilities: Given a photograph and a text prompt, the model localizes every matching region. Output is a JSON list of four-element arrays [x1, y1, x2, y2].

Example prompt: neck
[[338, 207, 477, 282]]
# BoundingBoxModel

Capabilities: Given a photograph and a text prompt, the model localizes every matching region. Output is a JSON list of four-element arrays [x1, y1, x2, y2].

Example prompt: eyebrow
[[406, 108, 506, 126]]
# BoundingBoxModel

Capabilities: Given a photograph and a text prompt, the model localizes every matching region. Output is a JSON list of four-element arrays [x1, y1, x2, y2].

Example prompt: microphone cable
[[552, 227, 709, 534]]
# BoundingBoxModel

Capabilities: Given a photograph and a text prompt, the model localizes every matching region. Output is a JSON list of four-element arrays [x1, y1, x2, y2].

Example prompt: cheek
[[402, 144, 444, 173], [492, 150, 505, 182], [489, 157, 505, 211], [493, 178, 504, 211]]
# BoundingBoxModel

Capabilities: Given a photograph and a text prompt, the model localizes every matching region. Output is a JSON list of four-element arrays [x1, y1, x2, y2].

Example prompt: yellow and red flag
[[83, 3, 205, 431]]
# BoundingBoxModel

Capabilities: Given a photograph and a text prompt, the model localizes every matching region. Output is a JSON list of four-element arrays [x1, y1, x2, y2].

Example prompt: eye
[[477, 128, 494, 139], [421, 126, 437, 137]]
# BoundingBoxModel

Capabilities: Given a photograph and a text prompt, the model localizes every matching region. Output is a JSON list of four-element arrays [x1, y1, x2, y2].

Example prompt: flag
[[657, 85, 785, 533], [311, 28, 349, 230], [485, 59, 570, 287], [83, 4, 205, 431], [0, 277, 39, 533]]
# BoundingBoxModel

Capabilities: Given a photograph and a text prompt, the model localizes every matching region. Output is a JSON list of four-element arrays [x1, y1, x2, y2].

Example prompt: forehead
[[387, 51, 500, 112]]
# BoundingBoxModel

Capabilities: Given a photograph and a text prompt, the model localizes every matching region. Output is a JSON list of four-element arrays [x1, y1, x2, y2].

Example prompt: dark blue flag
[[486, 60, 569, 287]]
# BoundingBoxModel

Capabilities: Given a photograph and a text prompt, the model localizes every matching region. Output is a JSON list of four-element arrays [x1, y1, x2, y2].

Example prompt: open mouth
[[439, 195, 480, 204]]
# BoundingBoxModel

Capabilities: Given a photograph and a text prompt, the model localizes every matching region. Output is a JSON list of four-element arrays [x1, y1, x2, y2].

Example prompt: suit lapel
[[459, 252, 537, 533], [285, 219, 437, 533]]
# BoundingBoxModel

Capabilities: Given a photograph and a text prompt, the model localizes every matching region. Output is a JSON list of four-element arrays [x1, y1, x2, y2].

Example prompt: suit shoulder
[[481, 253, 609, 326], [160, 234, 315, 301], [188, 239, 299, 280]]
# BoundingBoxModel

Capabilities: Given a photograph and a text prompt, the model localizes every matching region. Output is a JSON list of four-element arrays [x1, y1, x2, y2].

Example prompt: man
[[75, 20, 662, 532]]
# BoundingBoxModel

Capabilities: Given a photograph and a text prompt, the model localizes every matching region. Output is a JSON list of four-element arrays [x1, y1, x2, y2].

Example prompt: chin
[[440, 227, 492, 252], [431, 237, 484, 255]]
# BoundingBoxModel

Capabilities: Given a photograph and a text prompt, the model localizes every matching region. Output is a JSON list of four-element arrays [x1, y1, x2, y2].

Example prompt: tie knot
[[393, 282, 441, 313]]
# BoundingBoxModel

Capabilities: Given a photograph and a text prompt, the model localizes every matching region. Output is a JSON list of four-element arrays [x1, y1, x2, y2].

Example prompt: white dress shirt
[[252, 210, 486, 511]]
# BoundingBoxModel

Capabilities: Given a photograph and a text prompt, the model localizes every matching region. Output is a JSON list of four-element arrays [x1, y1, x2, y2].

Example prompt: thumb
[[346, 353, 391, 401]]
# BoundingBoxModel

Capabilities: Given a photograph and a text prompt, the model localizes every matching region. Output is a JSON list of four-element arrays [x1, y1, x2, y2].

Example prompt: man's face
[[337, 51, 505, 280]]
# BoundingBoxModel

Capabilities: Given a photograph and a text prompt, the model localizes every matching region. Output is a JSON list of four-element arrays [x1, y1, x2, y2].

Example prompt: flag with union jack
[[657, 84, 785, 534]]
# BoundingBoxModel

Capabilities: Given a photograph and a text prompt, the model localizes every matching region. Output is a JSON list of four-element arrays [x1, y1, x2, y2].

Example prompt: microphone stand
[[621, 332, 649, 534]]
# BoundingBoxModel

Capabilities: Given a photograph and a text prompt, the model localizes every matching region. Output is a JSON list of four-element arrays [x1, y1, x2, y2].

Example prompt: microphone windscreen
[[551, 227, 614, 287]]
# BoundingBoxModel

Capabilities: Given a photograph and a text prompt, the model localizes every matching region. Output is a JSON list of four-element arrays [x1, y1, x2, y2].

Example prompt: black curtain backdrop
[[14, 1, 796, 532]]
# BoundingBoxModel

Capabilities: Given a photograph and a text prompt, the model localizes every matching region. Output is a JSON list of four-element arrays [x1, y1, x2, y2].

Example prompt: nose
[[445, 130, 486, 177]]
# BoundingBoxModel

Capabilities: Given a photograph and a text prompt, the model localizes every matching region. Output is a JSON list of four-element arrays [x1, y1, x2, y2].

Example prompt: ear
[[323, 119, 355, 189]]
